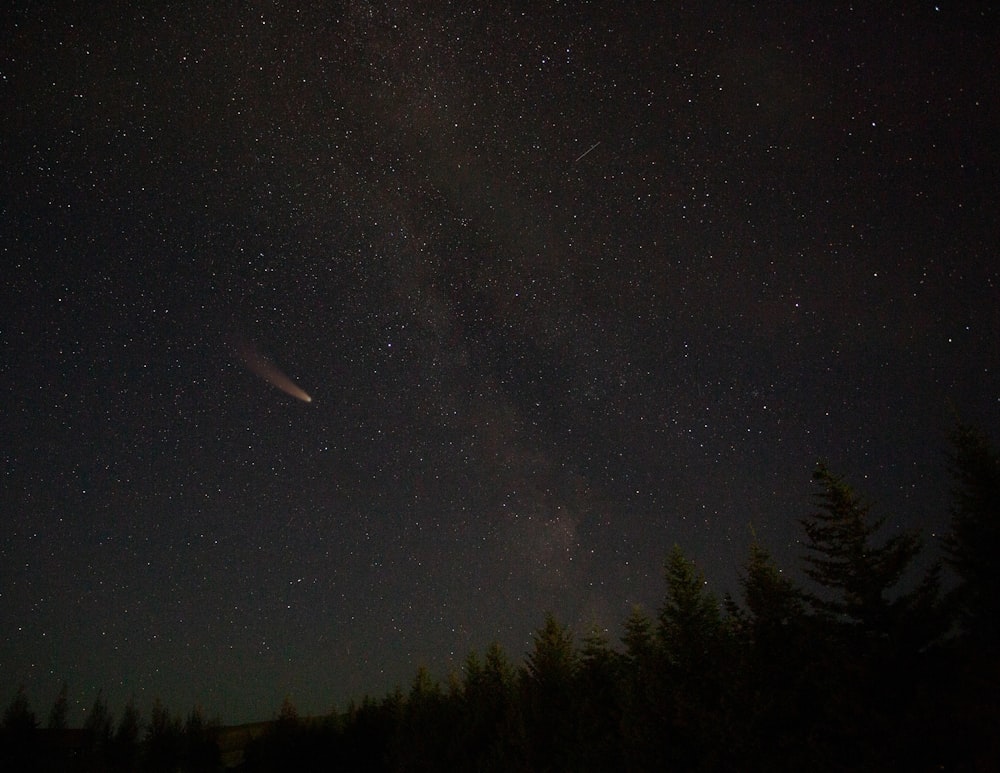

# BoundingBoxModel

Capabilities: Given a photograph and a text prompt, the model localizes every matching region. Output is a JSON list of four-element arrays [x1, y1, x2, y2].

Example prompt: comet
[[237, 339, 313, 403]]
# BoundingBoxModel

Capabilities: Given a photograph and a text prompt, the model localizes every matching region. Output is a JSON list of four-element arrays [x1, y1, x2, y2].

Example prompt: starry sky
[[3, 2, 998, 725]]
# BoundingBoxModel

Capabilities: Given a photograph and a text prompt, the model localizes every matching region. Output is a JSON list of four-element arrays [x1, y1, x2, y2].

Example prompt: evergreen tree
[[657, 545, 728, 770], [939, 424, 1000, 769], [522, 613, 577, 772], [618, 606, 662, 771], [524, 612, 577, 688], [658, 544, 723, 672], [2, 685, 37, 734], [732, 541, 814, 772], [275, 695, 300, 732], [459, 642, 521, 772], [397, 666, 449, 771], [337, 692, 401, 773], [409, 665, 437, 698], [575, 627, 623, 771], [943, 423, 1000, 644], [82, 692, 113, 766], [39, 682, 72, 772], [483, 641, 517, 692], [798, 464, 936, 770], [243, 696, 329, 773], [183, 706, 221, 773], [740, 541, 804, 639], [621, 605, 657, 668], [46, 681, 69, 731], [145, 697, 183, 773], [110, 698, 141, 773], [800, 463, 922, 637], [1, 686, 38, 770]]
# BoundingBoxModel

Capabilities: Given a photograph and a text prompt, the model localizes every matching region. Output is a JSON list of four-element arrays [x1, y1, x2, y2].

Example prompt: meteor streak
[[573, 142, 600, 163], [237, 339, 313, 403]]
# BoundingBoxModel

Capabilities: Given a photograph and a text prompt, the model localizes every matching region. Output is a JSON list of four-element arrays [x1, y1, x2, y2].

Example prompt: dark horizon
[[0, 448, 979, 729], [4, 431, 999, 771]]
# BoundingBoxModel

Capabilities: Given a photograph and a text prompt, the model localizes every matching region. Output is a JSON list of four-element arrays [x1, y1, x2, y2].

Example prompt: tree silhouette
[[2, 685, 37, 734], [336, 693, 400, 773], [574, 626, 624, 771], [944, 423, 1000, 645], [522, 612, 578, 772], [730, 541, 817, 772], [183, 706, 221, 773], [658, 545, 724, 669], [800, 463, 922, 637], [940, 424, 1000, 771], [82, 692, 113, 768], [109, 698, 141, 772], [798, 463, 943, 769], [145, 697, 182, 773], [618, 605, 662, 771], [621, 605, 656, 668], [739, 541, 803, 639], [14, 428, 1000, 771], [459, 642, 521, 772], [657, 544, 729, 770], [1, 686, 39, 770], [46, 682, 69, 731], [395, 666, 452, 772]]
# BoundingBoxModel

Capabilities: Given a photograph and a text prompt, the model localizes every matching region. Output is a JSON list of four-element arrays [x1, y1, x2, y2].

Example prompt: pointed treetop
[[800, 463, 921, 632]]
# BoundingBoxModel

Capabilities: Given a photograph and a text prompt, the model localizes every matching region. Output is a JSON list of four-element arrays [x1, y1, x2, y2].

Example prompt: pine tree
[[1, 686, 38, 769], [522, 613, 578, 772], [459, 642, 520, 772], [524, 612, 578, 689], [943, 423, 1000, 644], [658, 544, 723, 671], [798, 464, 934, 770], [2, 686, 37, 734], [578, 626, 618, 684], [46, 682, 69, 731], [733, 541, 814, 772], [110, 698, 141, 772], [409, 665, 440, 703], [82, 692, 113, 763], [183, 706, 221, 773], [618, 606, 662, 772], [145, 697, 183, 773], [800, 463, 921, 637], [656, 545, 728, 769], [398, 666, 448, 771], [938, 424, 1000, 770], [276, 696, 300, 732], [740, 541, 804, 643], [621, 605, 656, 668], [575, 627, 623, 771]]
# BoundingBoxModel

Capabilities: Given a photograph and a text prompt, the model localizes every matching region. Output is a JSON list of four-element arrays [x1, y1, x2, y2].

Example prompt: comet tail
[[238, 340, 313, 403]]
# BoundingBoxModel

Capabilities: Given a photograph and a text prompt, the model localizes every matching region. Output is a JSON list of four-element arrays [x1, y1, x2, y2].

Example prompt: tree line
[[0, 687, 220, 772], [3, 423, 998, 771]]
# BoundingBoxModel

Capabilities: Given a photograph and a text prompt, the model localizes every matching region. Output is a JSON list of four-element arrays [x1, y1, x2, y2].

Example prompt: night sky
[[3, 3, 998, 725]]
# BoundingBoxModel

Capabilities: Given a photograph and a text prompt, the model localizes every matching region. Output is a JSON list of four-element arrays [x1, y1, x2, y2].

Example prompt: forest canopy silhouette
[[3, 423, 998, 772]]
